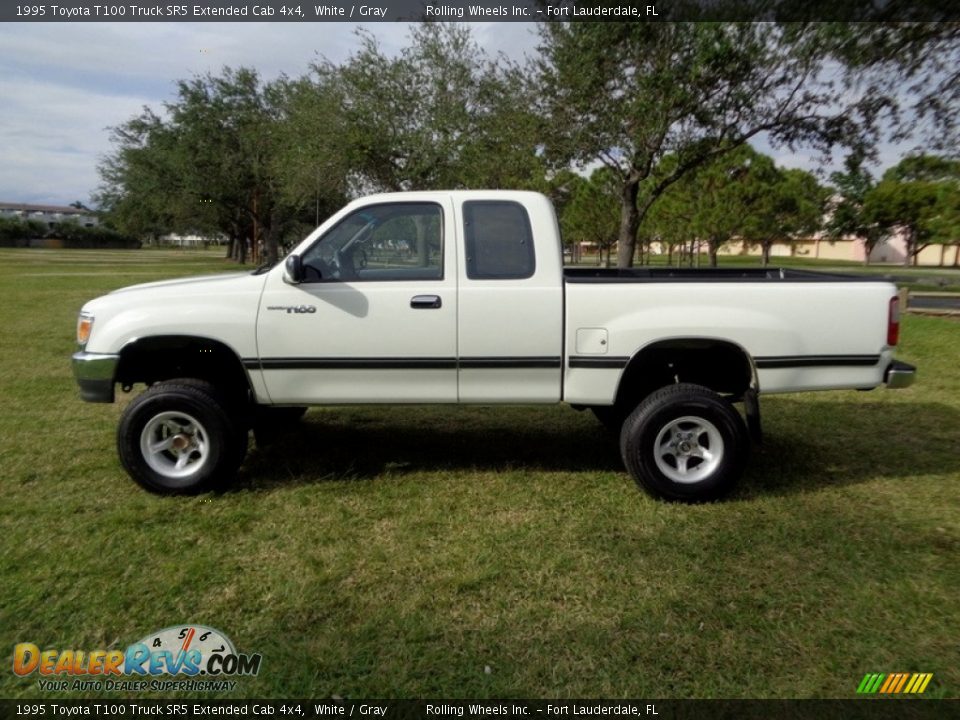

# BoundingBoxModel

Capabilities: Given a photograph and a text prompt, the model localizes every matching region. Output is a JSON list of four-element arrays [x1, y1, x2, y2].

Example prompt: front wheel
[[117, 380, 247, 494], [620, 383, 748, 502]]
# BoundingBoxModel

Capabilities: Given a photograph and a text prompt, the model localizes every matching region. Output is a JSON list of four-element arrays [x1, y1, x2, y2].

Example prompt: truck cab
[[257, 191, 564, 405]]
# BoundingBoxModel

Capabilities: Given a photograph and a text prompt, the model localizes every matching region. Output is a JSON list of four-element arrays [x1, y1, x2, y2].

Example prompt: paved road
[[910, 295, 960, 311]]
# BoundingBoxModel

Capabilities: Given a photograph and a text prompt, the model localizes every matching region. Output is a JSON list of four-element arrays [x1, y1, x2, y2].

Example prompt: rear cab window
[[463, 201, 535, 280]]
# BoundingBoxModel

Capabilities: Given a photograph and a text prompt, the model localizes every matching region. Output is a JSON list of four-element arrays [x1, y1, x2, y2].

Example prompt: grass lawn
[[0, 248, 957, 700]]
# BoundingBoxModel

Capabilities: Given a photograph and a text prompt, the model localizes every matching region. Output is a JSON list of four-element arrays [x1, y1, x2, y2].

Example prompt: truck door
[[456, 197, 564, 403], [255, 198, 458, 404]]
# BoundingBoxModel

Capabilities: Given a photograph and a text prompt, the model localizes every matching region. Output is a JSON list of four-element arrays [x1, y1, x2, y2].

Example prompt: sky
[[0, 21, 920, 208], [0, 21, 540, 207]]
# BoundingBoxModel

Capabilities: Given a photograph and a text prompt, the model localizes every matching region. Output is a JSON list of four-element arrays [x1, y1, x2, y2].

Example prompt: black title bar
[[3, 0, 960, 22]]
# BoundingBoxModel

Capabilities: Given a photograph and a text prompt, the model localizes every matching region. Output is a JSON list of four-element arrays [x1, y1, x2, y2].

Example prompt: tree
[[818, 23, 960, 153], [162, 68, 302, 265], [866, 155, 960, 266], [304, 24, 544, 195], [271, 75, 351, 231], [826, 152, 884, 264], [98, 68, 329, 265], [538, 21, 875, 268], [560, 168, 621, 267], [928, 181, 960, 266], [644, 146, 824, 267], [742, 163, 826, 267], [96, 108, 185, 244], [643, 155, 698, 266], [685, 147, 760, 268]]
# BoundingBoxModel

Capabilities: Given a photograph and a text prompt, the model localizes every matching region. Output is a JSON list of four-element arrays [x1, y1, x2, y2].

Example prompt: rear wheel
[[620, 383, 748, 502], [117, 380, 247, 494]]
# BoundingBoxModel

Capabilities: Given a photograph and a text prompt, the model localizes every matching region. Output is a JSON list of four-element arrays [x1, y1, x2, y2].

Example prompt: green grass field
[[1, 248, 957, 700]]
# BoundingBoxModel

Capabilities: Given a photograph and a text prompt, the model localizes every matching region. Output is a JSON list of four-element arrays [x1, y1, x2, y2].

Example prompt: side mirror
[[284, 254, 303, 284]]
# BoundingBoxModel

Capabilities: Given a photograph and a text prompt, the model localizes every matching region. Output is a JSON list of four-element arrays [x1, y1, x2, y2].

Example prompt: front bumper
[[884, 360, 917, 389], [72, 351, 120, 402]]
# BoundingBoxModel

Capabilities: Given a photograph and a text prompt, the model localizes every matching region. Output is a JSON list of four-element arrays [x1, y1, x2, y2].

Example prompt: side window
[[301, 203, 443, 282], [463, 201, 536, 280]]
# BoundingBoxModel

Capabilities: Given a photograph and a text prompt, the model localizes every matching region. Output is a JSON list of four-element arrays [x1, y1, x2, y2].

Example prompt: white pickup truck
[[72, 191, 916, 501]]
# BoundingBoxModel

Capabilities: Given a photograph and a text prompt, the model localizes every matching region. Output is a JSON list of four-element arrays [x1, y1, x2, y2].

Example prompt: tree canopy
[[646, 147, 826, 267], [96, 68, 321, 264], [866, 155, 960, 265], [537, 21, 876, 267], [304, 24, 544, 194], [96, 21, 959, 268]]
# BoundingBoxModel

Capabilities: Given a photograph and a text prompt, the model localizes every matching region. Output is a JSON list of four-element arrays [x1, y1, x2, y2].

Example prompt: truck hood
[[108, 271, 252, 294], [79, 270, 268, 355], [81, 270, 267, 319]]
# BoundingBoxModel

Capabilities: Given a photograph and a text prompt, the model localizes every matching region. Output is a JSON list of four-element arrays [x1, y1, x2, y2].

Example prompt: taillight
[[887, 296, 900, 346]]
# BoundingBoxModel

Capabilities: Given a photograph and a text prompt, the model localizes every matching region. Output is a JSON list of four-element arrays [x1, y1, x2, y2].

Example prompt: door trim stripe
[[243, 356, 561, 370]]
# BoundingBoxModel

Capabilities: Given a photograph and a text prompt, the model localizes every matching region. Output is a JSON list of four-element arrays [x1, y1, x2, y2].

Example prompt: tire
[[117, 380, 248, 494], [619, 383, 748, 502]]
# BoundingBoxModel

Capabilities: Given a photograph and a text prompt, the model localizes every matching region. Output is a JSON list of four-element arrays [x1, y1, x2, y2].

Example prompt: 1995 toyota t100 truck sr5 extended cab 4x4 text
[[72, 191, 916, 501]]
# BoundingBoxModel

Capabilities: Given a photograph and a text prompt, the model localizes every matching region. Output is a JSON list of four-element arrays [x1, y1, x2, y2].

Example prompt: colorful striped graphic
[[857, 673, 933, 694]]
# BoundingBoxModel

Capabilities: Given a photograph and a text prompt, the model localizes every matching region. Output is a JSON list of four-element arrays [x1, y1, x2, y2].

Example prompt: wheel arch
[[115, 335, 253, 402], [614, 337, 759, 409]]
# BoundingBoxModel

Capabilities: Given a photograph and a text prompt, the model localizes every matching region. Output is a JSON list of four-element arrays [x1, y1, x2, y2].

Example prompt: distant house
[[158, 232, 226, 247], [0, 202, 98, 228]]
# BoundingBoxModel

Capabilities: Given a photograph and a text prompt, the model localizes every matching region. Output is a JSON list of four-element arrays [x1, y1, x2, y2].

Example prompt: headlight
[[77, 313, 94, 346]]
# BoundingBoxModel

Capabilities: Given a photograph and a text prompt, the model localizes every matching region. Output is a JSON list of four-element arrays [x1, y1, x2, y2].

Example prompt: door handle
[[411, 295, 442, 309]]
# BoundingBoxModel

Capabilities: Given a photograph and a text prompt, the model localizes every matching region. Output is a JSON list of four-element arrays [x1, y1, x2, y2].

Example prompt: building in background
[[0, 202, 98, 228]]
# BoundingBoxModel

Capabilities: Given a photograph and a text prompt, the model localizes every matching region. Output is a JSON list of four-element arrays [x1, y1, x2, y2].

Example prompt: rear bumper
[[72, 351, 120, 403], [884, 360, 917, 389]]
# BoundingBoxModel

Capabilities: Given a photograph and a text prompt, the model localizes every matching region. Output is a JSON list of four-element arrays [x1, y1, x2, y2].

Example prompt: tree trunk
[[708, 240, 719, 268], [761, 242, 771, 267], [904, 230, 914, 267], [237, 233, 248, 264], [264, 207, 281, 266], [616, 178, 640, 268]]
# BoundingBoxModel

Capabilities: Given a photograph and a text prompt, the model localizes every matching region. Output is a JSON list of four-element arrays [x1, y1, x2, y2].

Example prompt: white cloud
[[0, 75, 153, 205], [0, 21, 422, 205]]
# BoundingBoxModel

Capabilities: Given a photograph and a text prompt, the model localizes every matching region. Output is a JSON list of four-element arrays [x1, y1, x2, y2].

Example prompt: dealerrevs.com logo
[[13, 625, 262, 692]]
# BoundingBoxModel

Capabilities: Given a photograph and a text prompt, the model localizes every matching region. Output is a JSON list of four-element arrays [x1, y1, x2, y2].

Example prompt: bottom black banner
[[1, 700, 958, 720]]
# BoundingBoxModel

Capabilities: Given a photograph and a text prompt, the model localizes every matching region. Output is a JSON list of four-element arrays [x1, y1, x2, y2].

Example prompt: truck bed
[[564, 267, 875, 283], [562, 267, 898, 403]]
